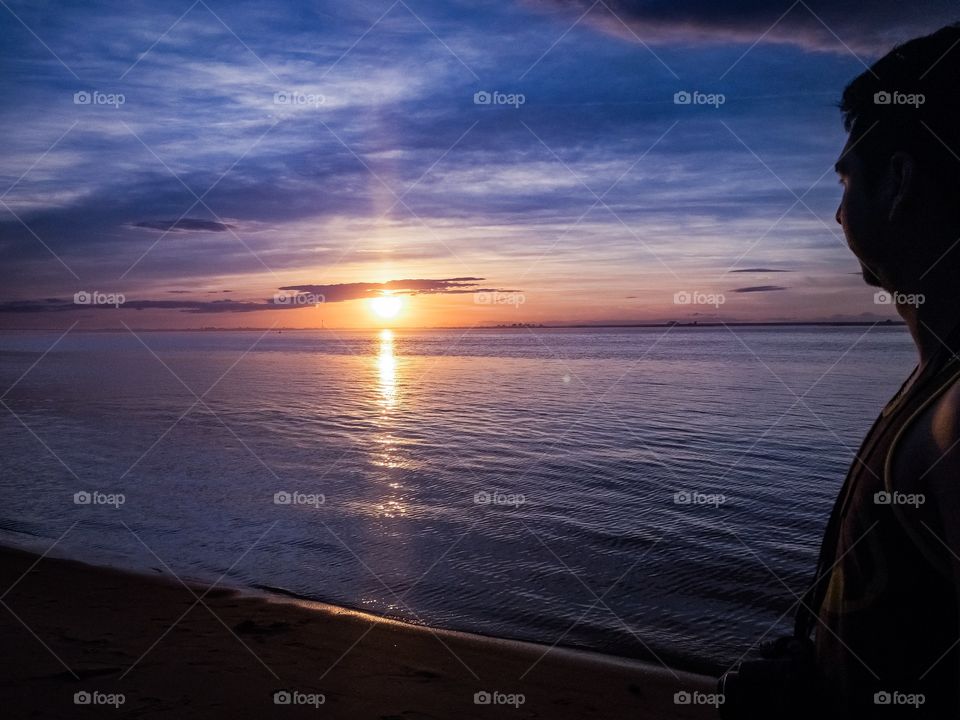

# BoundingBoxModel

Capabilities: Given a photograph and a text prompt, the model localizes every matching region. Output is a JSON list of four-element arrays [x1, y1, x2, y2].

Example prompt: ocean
[[0, 326, 916, 673]]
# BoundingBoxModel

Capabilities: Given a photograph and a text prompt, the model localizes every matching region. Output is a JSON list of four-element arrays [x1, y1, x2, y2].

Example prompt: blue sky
[[0, 0, 957, 327]]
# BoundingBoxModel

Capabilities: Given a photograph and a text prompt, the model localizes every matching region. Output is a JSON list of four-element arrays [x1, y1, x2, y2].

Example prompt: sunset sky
[[1, 0, 956, 328]]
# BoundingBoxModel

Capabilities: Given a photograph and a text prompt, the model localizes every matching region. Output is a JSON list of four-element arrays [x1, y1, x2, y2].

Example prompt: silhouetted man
[[721, 23, 960, 719]]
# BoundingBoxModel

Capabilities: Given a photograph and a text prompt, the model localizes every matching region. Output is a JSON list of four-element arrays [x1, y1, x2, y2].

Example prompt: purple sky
[[0, 0, 956, 327]]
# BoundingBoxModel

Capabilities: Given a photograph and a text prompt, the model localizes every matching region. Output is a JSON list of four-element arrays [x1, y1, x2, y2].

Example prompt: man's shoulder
[[892, 375, 960, 497]]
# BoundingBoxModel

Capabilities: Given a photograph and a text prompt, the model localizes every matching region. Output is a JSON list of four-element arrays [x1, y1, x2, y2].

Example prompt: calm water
[[0, 326, 915, 672]]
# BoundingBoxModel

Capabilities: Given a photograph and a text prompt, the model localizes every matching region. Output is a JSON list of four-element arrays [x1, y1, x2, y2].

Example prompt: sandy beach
[[0, 544, 718, 719]]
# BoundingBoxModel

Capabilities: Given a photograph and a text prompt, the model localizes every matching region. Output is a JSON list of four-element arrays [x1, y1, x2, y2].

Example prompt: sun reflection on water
[[377, 328, 397, 409], [372, 329, 407, 517]]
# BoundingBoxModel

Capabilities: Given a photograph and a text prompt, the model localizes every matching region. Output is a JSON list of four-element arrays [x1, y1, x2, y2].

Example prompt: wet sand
[[0, 545, 718, 718]]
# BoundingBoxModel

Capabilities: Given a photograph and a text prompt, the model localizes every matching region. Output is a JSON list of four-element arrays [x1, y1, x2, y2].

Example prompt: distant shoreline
[[0, 320, 906, 332]]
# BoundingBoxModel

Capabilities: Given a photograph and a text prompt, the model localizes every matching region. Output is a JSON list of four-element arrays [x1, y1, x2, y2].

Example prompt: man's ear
[[887, 151, 916, 222]]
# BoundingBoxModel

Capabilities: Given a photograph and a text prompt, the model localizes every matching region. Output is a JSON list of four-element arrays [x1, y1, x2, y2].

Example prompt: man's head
[[836, 24, 960, 293]]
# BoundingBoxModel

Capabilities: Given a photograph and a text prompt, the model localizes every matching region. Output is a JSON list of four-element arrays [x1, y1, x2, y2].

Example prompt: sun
[[370, 294, 403, 319]]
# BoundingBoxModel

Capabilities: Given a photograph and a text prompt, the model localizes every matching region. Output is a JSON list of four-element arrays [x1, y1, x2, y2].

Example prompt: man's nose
[[835, 205, 842, 225]]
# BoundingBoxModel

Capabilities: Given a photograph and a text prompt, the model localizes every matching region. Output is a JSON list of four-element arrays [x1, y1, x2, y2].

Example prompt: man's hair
[[840, 24, 960, 198]]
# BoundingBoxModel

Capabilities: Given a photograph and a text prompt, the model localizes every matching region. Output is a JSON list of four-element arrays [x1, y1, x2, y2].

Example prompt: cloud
[[134, 219, 234, 232], [527, 0, 957, 53], [728, 268, 793, 273], [732, 285, 788, 292], [279, 278, 520, 303], [0, 278, 520, 314]]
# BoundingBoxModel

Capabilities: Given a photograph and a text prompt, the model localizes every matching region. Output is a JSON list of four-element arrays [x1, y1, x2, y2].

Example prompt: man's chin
[[860, 264, 882, 287]]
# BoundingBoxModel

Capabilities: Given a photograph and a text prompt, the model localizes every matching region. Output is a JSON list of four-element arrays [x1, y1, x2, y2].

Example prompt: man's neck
[[898, 291, 960, 368]]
